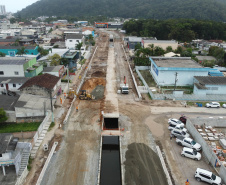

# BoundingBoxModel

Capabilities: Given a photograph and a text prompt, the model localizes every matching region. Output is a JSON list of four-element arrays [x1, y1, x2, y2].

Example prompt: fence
[[186, 119, 226, 183], [33, 111, 51, 144], [15, 167, 29, 185], [121, 45, 142, 100]]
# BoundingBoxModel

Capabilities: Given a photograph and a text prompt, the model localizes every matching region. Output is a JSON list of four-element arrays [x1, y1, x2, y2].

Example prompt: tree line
[[123, 19, 226, 42]]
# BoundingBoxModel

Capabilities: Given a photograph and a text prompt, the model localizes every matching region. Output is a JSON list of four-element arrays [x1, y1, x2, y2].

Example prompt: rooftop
[[0, 59, 28, 65], [19, 73, 60, 90], [0, 134, 13, 154], [128, 37, 142, 42], [194, 76, 226, 85], [152, 58, 203, 68], [0, 46, 37, 49], [196, 56, 216, 61], [66, 34, 83, 40], [0, 77, 29, 84], [43, 65, 64, 72], [144, 40, 177, 43]]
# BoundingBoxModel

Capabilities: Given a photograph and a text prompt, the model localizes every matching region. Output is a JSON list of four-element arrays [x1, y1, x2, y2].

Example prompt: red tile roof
[[19, 73, 60, 90]]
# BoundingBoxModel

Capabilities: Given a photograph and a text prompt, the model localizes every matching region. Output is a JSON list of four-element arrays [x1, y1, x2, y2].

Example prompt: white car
[[222, 104, 226, 108], [195, 168, 222, 185], [168, 118, 182, 125], [171, 128, 190, 138], [168, 123, 188, 133], [176, 136, 202, 151], [205, 102, 220, 108], [181, 147, 201, 160]]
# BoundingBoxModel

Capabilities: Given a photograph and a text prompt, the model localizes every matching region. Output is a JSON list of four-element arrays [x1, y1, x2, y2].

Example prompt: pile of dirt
[[91, 85, 105, 100], [124, 143, 168, 185], [91, 71, 106, 77], [81, 78, 106, 92]]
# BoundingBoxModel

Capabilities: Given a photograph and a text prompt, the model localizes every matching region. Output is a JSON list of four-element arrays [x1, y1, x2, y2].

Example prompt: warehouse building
[[150, 57, 219, 86], [194, 76, 226, 95]]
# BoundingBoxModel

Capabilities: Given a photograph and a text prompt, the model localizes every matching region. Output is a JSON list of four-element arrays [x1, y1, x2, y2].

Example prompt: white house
[[0, 77, 28, 94], [65, 34, 84, 49]]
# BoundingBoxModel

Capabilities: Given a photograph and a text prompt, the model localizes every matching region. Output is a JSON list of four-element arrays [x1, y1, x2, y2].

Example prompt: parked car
[[168, 118, 182, 125], [168, 123, 188, 133], [205, 102, 220, 108], [222, 104, 226, 108], [195, 168, 222, 185], [171, 128, 190, 138], [176, 136, 202, 151], [179, 115, 187, 124], [181, 147, 201, 160]]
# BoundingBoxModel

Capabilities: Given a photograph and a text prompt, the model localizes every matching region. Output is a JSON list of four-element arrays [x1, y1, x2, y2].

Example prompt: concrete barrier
[[156, 145, 173, 185], [36, 142, 58, 185], [121, 45, 142, 100]]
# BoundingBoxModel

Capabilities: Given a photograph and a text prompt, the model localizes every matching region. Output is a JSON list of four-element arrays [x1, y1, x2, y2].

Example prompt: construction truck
[[120, 76, 129, 94], [68, 89, 95, 100]]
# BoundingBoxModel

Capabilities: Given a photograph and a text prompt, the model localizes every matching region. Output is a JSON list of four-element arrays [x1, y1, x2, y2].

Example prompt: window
[[14, 71, 19, 75], [0, 71, 4, 75], [200, 173, 210, 179], [69, 40, 73, 42], [1, 84, 3, 87], [13, 84, 16, 87], [0, 154, 2, 157]]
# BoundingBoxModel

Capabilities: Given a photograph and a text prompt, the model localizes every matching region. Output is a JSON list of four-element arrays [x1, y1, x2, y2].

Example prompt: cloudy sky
[[1, 0, 39, 13]]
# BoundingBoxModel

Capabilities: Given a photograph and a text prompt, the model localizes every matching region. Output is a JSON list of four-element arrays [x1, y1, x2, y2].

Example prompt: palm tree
[[17, 47, 28, 56]]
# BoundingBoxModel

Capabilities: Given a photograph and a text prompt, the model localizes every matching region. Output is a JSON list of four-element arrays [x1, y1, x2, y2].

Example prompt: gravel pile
[[91, 85, 105, 100]]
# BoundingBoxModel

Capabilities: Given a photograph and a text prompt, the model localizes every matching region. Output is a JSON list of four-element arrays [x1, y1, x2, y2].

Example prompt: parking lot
[[145, 112, 220, 185]]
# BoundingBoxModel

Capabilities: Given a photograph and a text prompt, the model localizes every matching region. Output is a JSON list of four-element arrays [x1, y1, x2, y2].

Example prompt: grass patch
[[27, 157, 33, 171], [0, 122, 41, 133], [48, 122, 55, 131], [139, 70, 156, 87], [187, 101, 226, 107], [79, 59, 86, 66], [148, 93, 152, 100]]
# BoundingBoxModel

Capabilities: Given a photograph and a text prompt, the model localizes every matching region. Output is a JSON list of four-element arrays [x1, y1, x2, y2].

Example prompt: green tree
[[76, 42, 83, 50], [0, 108, 8, 123], [16, 47, 28, 56], [48, 54, 61, 66], [154, 46, 165, 56], [38, 47, 49, 56], [60, 58, 69, 66], [166, 46, 173, 53], [0, 52, 6, 57]]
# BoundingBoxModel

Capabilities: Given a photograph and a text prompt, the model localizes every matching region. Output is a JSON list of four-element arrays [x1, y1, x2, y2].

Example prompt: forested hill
[[18, 0, 226, 21]]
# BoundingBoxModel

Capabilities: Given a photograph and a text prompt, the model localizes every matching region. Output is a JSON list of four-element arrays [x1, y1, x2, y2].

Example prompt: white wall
[[205, 85, 226, 95], [65, 39, 82, 49], [0, 83, 23, 93], [42, 71, 59, 77], [150, 65, 208, 86], [0, 65, 24, 77], [193, 86, 207, 95]]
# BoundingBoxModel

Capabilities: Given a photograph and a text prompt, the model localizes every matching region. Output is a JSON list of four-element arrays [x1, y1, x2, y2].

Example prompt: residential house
[[15, 74, 61, 120], [65, 34, 84, 49], [0, 77, 29, 95], [0, 57, 43, 78], [0, 46, 39, 57], [0, 133, 32, 176], [194, 76, 226, 95], [0, 38, 17, 46], [19, 39, 35, 46], [42, 65, 65, 77], [126, 37, 142, 50]]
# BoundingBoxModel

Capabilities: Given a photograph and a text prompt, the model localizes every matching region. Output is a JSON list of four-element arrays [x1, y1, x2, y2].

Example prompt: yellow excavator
[[68, 89, 95, 100]]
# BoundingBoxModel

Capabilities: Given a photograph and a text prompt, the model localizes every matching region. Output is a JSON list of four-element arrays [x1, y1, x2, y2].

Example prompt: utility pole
[[49, 89, 54, 122], [67, 67, 70, 93], [174, 72, 178, 91]]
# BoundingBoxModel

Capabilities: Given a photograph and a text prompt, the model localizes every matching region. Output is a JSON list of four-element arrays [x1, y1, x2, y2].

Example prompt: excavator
[[68, 89, 95, 100]]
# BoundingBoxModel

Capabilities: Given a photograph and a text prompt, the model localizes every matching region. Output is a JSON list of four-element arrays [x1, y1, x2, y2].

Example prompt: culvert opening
[[100, 136, 122, 185], [104, 118, 119, 129]]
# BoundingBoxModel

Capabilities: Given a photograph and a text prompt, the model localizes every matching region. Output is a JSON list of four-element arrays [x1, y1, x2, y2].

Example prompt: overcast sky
[[1, 0, 39, 13]]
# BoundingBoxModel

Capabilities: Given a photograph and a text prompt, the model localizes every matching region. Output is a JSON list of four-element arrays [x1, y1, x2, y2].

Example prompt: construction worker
[[185, 179, 189, 185], [76, 106, 78, 112], [64, 93, 66, 99], [60, 97, 62, 104]]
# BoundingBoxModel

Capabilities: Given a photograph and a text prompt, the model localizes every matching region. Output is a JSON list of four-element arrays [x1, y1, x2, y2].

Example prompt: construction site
[[18, 31, 169, 185]]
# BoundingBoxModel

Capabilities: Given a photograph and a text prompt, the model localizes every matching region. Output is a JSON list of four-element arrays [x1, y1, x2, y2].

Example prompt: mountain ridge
[[17, 0, 226, 21]]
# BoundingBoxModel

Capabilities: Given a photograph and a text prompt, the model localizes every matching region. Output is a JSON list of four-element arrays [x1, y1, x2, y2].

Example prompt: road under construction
[[32, 31, 168, 185]]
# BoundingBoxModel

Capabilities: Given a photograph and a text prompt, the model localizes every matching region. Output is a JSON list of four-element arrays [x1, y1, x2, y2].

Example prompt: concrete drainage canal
[[100, 136, 122, 185]]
